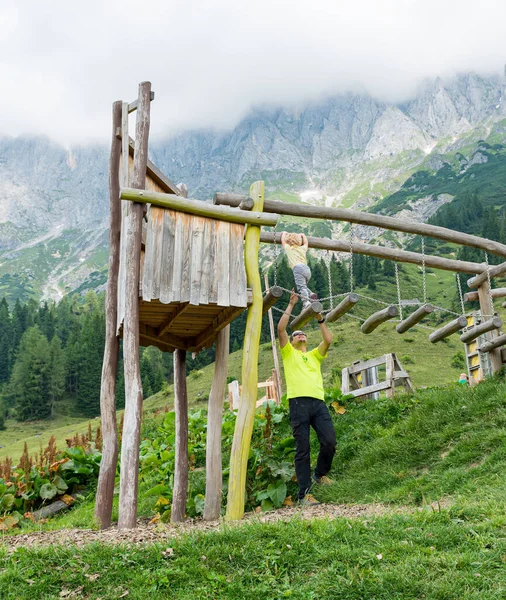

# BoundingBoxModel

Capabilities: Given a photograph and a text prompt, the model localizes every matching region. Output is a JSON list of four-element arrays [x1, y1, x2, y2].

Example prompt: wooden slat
[[347, 380, 392, 398], [229, 222, 247, 307], [180, 214, 193, 303], [159, 209, 176, 304], [216, 220, 231, 306], [189, 216, 206, 305], [157, 303, 191, 337], [170, 212, 185, 303], [142, 207, 163, 301], [199, 219, 212, 305], [208, 220, 219, 304], [347, 355, 388, 375]]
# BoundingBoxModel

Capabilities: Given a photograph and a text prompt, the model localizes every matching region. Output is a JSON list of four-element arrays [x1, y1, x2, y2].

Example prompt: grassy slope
[[2, 378, 506, 598]]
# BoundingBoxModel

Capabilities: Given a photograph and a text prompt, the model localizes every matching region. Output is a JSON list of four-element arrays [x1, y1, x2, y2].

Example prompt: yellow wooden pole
[[225, 180, 264, 520]]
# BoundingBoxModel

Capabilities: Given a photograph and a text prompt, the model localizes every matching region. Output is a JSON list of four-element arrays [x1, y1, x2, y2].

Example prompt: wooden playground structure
[[96, 82, 506, 529]]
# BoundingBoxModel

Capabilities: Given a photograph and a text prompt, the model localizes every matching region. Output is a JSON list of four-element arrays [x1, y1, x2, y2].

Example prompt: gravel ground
[[1, 502, 405, 552]]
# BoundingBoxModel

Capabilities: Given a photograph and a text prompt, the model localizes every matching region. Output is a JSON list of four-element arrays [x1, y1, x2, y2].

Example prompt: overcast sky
[[1, 0, 505, 145]]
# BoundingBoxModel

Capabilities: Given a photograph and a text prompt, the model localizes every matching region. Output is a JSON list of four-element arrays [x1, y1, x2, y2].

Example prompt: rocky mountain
[[1, 71, 506, 303]]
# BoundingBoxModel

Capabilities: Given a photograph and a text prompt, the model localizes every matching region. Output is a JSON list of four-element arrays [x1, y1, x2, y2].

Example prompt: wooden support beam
[[477, 282, 503, 373], [460, 316, 502, 343], [204, 325, 229, 521], [139, 335, 175, 353], [226, 181, 265, 521], [260, 232, 483, 275], [126, 137, 180, 195], [467, 261, 506, 289], [361, 305, 398, 334], [479, 333, 506, 353], [429, 316, 468, 343], [95, 100, 122, 530], [396, 304, 434, 334], [215, 196, 506, 258], [139, 323, 188, 350], [464, 288, 506, 302], [191, 306, 243, 351], [121, 188, 279, 227], [290, 301, 323, 330], [262, 286, 283, 315], [118, 81, 151, 530], [325, 294, 359, 323], [156, 303, 191, 337], [128, 91, 155, 113], [171, 348, 188, 522]]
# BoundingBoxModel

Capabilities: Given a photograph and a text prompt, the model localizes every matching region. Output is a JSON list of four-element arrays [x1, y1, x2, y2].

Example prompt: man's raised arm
[[317, 314, 332, 357], [277, 290, 298, 348]]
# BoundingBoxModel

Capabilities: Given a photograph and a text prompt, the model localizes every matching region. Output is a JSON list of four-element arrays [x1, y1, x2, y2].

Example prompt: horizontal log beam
[[347, 380, 392, 398], [216, 195, 506, 258], [259, 232, 483, 275], [467, 262, 506, 289], [460, 316, 502, 343], [262, 286, 283, 315], [121, 188, 279, 226], [396, 304, 434, 334], [325, 294, 359, 323], [290, 301, 323, 330], [479, 333, 506, 353], [139, 323, 188, 350], [464, 287, 506, 302], [429, 316, 468, 343], [361, 305, 398, 334]]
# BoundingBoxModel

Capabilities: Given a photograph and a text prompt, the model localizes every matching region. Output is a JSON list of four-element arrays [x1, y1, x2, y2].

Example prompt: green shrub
[[451, 351, 466, 369], [401, 354, 415, 365]]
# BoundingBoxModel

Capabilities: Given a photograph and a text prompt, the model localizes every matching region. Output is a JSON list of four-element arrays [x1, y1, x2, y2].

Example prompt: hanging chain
[[484, 251, 494, 316], [395, 262, 403, 321], [421, 237, 427, 305], [349, 224, 354, 294], [324, 251, 334, 309], [272, 227, 279, 287], [456, 273, 465, 316]]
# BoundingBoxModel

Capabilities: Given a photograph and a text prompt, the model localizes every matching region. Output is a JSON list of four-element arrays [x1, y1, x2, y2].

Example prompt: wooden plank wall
[[141, 207, 247, 308]]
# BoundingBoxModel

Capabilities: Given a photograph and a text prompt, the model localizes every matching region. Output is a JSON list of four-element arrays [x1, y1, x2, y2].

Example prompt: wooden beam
[[215, 196, 506, 258], [226, 181, 265, 521], [139, 335, 175, 353], [171, 348, 188, 523], [156, 303, 191, 337], [118, 81, 151, 530], [429, 316, 468, 343], [260, 232, 483, 275], [127, 137, 180, 195], [262, 285, 284, 315], [139, 323, 188, 350], [479, 333, 506, 353], [191, 306, 243, 351], [460, 316, 502, 343], [204, 325, 229, 521], [464, 287, 506, 302], [467, 261, 506, 288], [361, 305, 398, 334], [396, 304, 434, 334], [128, 91, 155, 113], [290, 301, 323, 330], [121, 188, 279, 227], [325, 294, 359, 323], [95, 100, 122, 530], [347, 380, 392, 398]]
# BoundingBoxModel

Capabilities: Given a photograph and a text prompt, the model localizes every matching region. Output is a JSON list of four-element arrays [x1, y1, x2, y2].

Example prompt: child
[[281, 232, 316, 307], [458, 373, 469, 386]]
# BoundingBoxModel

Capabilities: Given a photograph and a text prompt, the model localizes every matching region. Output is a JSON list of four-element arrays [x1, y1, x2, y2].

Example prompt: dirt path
[[2, 502, 420, 552]]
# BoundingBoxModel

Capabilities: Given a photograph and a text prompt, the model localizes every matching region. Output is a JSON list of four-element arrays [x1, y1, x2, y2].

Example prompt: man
[[277, 291, 337, 506]]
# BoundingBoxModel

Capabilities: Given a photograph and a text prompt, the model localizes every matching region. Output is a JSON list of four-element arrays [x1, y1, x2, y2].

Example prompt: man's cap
[[290, 330, 307, 341]]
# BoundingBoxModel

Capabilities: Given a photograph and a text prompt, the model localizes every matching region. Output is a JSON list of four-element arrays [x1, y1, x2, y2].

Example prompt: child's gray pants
[[292, 264, 312, 301]]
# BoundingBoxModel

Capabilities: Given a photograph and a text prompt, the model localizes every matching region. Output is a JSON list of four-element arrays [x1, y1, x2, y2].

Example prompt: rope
[[272, 227, 279, 287], [395, 263, 403, 321], [484, 252, 494, 317], [456, 273, 466, 316], [324, 251, 333, 310], [421, 237, 427, 305]]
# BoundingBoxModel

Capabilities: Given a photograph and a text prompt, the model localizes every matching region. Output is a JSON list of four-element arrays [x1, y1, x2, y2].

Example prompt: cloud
[[1, 0, 505, 144]]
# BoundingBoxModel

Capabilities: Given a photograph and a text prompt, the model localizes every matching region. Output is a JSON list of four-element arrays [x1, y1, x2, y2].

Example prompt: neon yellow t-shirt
[[284, 244, 308, 269], [280, 342, 326, 400]]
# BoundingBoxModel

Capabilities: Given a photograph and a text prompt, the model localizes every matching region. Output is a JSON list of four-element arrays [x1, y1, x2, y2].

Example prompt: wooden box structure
[[341, 353, 414, 398]]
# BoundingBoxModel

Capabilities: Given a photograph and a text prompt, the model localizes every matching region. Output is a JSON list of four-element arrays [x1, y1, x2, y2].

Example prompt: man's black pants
[[289, 396, 337, 499]]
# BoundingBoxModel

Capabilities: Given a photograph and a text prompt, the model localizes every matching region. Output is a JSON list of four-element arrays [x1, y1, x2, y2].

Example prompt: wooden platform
[[137, 299, 249, 353]]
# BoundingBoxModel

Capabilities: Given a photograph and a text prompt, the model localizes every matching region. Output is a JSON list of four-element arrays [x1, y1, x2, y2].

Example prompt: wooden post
[[325, 294, 359, 323], [396, 304, 434, 334], [171, 348, 188, 522], [262, 285, 284, 315], [361, 306, 398, 334], [264, 274, 282, 400], [95, 100, 122, 529], [118, 81, 151, 529], [289, 301, 323, 330], [204, 325, 230, 521], [477, 282, 503, 373], [226, 181, 264, 521], [429, 316, 468, 343]]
